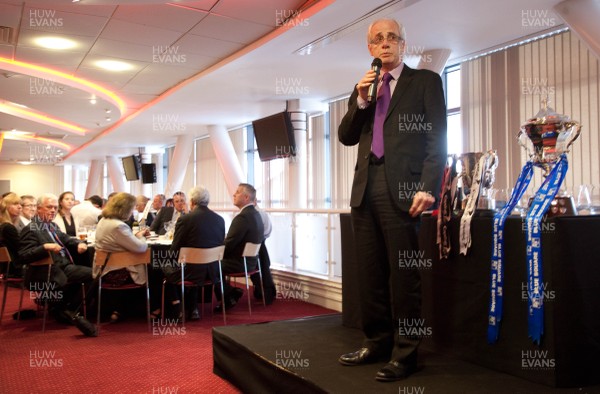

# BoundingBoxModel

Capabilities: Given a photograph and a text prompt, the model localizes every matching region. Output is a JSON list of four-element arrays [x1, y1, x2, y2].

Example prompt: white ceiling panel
[[22, 5, 110, 37], [99, 18, 184, 47], [112, 4, 207, 32], [188, 13, 273, 45], [175, 33, 244, 57], [212, 0, 306, 27]]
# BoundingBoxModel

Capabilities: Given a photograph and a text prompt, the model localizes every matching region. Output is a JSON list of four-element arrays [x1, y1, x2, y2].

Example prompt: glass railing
[[213, 208, 349, 281]]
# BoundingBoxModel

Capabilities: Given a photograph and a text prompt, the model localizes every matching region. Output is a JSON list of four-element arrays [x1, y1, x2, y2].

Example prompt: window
[[444, 65, 462, 154]]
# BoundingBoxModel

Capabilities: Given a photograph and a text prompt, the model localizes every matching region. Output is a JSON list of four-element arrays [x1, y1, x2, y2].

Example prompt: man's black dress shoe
[[188, 308, 200, 321], [375, 361, 416, 382], [214, 287, 244, 312], [338, 347, 386, 366]]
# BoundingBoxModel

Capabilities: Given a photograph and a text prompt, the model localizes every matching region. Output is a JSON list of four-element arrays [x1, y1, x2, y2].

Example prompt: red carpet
[[0, 285, 336, 393]]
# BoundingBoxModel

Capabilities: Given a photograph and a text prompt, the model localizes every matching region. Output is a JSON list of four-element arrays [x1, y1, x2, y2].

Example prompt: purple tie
[[372, 72, 393, 159]]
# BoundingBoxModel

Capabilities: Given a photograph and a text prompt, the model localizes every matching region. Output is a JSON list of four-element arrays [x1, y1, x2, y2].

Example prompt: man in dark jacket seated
[[19, 193, 94, 333], [216, 183, 264, 311]]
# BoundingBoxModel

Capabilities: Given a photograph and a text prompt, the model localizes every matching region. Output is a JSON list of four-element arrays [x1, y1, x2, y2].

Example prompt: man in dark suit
[[216, 183, 264, 311], [19, 193, 93, 325], [150, 191, 187, 235], [337, 19, 447, 382], [162, 186, 225, 320]]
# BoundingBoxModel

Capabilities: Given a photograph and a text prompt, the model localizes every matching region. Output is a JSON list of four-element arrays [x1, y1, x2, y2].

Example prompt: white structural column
[[554, 0, 600, 60], [155, 153, 164, 195], [84, 159, 103, 198], [106, 155, 126, 193], [164, 134, 194, 197], [208, 124, 244, 196], [416, 48, 452, 74], [287, 99, 308, 209]]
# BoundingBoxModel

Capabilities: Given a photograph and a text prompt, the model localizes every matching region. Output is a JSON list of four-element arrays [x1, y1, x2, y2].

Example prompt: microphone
[[367, 58, 382, 104]]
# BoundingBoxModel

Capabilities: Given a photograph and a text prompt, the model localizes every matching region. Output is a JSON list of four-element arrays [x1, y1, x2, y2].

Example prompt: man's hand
[[43, 243, 62, 253], [409, 191, 435, 217], [77, 243, 88, 254], [357, 69, 378, 102]]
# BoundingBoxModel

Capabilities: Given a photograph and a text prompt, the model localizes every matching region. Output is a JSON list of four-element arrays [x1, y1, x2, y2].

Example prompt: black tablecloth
[[340, 213, 600, 387]]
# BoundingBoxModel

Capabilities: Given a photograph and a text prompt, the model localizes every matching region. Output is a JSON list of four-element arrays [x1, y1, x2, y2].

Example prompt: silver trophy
[[458, 150, 498, 212], [518, 99, 581, 216]]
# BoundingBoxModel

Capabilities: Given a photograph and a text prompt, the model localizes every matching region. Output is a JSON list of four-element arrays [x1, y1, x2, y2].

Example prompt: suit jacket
[[19, 217, 83, 283], [338, 65, 447, 211], [224, 205, 264, 263], [150, 206, 177, 235], [0, 222, 21, 275], [170, 205, 225, 252], [168, 205, 225, 283]]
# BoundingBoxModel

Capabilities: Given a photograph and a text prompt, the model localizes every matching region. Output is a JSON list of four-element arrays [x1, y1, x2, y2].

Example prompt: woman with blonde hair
[[94, 192, 149, 322], [0, 193, 23, 276]]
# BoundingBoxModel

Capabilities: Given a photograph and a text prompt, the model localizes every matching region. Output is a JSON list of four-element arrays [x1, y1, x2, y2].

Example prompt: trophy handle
[[563, 121, 582, 150]]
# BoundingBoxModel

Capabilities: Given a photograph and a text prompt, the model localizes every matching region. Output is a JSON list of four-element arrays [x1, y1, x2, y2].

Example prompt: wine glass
[[577, 184, 592, 214], [515, 192, 531, 217], [589, 185, 600, 215]]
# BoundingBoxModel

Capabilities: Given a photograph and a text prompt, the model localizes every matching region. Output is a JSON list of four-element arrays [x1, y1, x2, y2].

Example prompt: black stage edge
[[212, 314, 597, 394]]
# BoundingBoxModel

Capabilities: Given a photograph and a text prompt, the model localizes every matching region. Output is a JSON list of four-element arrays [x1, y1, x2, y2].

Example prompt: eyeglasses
[[369, 33, 402, 45]]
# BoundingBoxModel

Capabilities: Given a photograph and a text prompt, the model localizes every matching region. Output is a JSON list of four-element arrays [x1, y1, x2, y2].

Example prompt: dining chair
[[225, 242, 266, 316], [0, 246, 26, 325]]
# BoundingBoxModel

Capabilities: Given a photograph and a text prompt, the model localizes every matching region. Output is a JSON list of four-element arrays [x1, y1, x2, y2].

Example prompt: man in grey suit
[[337, 18, 447, 381], [19, 193, 93, 327], [216, 183, 264, 311]]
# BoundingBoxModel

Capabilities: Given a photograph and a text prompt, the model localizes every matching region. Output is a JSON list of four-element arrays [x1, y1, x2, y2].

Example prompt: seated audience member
[[135, 195, 155, 227], [0, 193, 23, 277], [165, 198, 174, 208], [94, 192, 150, 322], [19, 193, 93, 329], [253, 199, 276, 305], [152, 194, 166, 215], [16, 195, 36, 234], [216, 183, 264, 311], [71, 195, 103, 228], [150, 191, 187, 235], [53, 191, 78, 237], [161, 185, 225, 320]]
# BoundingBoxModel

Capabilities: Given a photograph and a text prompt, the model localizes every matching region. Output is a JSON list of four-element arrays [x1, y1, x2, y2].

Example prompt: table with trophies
[[340, 102, 600, 388]]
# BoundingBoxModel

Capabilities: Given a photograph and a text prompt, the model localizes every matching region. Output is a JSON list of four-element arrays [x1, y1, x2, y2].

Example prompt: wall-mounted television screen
[[122, 155, 141, 181], [252, 111, 296, 161]]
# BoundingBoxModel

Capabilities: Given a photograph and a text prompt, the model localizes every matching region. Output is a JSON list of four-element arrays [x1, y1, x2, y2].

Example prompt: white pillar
[[417, 48, 452, 74], [164, 134, 194, 197], [84, 159, 103, 198], [208, 124, 245, 196], [287, 99, 308, 209], [155, 153, 164, 195], [554, 0, 600, 60], [106, 156, 126, 193]]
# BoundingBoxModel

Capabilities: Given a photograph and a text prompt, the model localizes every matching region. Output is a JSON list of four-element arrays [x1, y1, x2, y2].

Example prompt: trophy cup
[[458, 151, 498, 213], [518, 99, 581, 216], [458, 150, 498, 255]]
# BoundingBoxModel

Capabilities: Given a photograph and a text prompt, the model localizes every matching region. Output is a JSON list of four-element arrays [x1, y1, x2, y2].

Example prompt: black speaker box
[[141, 163, 157, 184]]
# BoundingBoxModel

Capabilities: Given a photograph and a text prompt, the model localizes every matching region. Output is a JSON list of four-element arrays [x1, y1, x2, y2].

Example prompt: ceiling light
[[34, 37, 77, 50], [95, 60, 134, 72]]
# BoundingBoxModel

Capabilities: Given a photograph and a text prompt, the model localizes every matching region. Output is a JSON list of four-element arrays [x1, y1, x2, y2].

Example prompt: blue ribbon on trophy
[[487, 161, 533, 344], [487, 99, 581, 344]]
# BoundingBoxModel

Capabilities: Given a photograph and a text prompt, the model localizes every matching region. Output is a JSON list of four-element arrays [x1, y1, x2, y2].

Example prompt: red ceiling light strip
[[0, 57, 127, 115], [0, 100, 87, 135]]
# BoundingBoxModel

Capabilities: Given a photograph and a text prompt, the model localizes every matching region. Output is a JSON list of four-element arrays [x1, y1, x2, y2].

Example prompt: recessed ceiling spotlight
[[34, 36, 77, 50], [105, 109, 111, 114], [95, 60, 134, 72], [90, 96, 97, 105], [106, 117, 112, 122]]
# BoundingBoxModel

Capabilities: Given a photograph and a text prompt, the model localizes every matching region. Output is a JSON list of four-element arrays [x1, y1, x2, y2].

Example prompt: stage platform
[[212, 314, 596, 393]]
